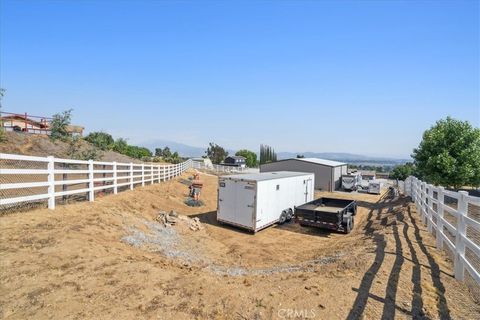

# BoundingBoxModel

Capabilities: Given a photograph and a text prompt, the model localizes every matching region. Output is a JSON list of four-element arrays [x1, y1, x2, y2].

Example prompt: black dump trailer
[[295, 197, 357, 233]]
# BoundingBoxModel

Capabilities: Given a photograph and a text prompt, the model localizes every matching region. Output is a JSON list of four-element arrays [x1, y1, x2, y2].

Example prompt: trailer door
[[305, 178, 313, 202], [235, 181, 256, 228], [218, 179, 236, 222]]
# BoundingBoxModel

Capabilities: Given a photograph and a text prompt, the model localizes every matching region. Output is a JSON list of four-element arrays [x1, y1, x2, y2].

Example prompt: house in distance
[[223, 156, 247, 168]]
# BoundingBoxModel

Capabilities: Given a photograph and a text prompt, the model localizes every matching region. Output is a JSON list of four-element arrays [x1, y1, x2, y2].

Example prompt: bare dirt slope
[[1, 172, 479, 319], [0, 132, 140, 163]]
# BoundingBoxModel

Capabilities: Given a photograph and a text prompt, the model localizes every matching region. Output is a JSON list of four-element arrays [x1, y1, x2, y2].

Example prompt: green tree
[[259, 144, 277, 165], [206, 142, 228, 164], [0, 88, 5, 142], [390, 163, 415, 180], [412, 117, 480, 189], [235, 149, 257, 167], [112, 138, 129, 154], [50, 109, 73, 141], [84, 131, 114, 150], [162, 146, 172, 158]]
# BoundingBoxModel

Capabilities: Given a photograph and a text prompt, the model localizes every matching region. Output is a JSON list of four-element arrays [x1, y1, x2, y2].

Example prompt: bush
[[84, 131, 114, 150]]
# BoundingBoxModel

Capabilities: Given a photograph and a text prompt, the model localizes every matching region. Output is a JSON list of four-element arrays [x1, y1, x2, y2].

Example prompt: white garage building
[[259, 158, 348, 191]]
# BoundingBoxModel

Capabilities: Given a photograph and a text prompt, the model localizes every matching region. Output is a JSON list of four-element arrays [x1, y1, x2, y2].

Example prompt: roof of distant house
[[226, 156, 246, 160]]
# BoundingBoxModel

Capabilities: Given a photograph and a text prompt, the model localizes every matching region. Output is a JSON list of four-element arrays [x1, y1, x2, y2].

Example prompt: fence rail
[[406, 176, 480, 286], [0, 153, 192, 211]]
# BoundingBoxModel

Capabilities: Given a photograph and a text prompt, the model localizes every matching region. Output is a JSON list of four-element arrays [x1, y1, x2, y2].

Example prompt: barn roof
[[271, 157, 346, 167]]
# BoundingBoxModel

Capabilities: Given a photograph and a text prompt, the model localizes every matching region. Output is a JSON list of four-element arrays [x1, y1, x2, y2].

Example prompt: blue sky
[[1, 0, 478, 158]]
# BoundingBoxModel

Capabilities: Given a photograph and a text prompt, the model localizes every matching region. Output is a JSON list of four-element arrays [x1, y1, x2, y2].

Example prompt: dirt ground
[[1, 171, 479, 319]]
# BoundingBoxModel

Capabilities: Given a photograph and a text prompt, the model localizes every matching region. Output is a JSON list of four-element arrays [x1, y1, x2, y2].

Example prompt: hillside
[[0, 132, 141, 163]]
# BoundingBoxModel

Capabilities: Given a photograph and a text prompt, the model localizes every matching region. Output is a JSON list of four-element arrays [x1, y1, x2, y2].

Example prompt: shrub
[[84, 131, 114, 150], [50, 109, 73, 141]]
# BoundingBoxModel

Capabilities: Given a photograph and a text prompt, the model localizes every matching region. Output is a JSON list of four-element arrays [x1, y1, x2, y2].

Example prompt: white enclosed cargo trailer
[[217, 171, 315, 232]]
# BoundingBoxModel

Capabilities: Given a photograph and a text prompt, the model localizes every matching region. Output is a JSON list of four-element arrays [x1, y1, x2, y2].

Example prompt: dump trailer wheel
[[279, 211, 287, 225], [344, 217, 353, 234]]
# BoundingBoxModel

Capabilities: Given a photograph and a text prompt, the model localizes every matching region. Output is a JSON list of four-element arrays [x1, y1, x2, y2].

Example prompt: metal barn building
[[259, 158, 348, 191]]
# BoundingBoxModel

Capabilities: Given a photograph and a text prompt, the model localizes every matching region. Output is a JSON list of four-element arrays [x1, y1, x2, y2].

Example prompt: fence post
[[113, 162, 118, 194], [421, 182, 427, 224], [454, 191, 468, 280], [47, 156, 55, 209], [88, 159, 94, 202], [157, 166, 161, 183], [141, 163, 145, 187], [436, 186, 445, 249], [150, 164, 153, 184], [130, 163, 134, 190], [427, 185, 433, 233]]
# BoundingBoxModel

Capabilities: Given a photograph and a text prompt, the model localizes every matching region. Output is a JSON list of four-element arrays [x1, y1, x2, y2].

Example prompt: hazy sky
[[1, 0, 479, 158]]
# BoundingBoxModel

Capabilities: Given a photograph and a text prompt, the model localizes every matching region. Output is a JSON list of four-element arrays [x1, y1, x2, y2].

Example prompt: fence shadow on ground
[[347, 191, 452, 320]]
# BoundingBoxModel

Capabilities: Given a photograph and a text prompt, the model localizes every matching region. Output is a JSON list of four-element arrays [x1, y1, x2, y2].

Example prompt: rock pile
[[155, 210, 203, 231]]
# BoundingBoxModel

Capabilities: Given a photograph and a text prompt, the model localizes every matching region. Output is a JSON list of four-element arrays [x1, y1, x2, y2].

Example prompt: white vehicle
[[217, 171, 315, 233], [368, 180, 382, 194], [342, 172, 362, 191]]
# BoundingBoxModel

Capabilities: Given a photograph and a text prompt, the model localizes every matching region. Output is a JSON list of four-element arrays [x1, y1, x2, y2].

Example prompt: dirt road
[[1, 172, 479, 319]]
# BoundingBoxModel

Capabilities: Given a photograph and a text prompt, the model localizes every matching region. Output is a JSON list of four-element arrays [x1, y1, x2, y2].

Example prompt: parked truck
[[295, 197, 357, 233], [217, 171, 315, 233]]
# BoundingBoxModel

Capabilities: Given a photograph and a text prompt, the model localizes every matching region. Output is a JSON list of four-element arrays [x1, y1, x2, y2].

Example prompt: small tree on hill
[[412, 117, 480, 189], [113, 138, 128, 154], [84, 131, 114, 150], [206, 143, 228, 164], [50, 109, 73, 141], [235, 149, 257, 167]]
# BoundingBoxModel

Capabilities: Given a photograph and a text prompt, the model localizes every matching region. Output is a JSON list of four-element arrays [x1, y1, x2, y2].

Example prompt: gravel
[[122, 218, 343, 276]]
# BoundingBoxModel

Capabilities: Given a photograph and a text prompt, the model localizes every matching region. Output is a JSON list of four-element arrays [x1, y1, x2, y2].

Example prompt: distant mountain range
[[140, 139, 410, 165]]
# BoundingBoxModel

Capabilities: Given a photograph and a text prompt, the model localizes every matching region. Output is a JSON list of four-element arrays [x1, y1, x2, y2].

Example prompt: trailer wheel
[[279, 211, 287, 225], [344, 217, 353, 234], [286, 208, 293, 222]]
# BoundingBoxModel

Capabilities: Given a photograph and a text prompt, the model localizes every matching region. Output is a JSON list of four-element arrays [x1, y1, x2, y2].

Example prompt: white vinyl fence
[[0, 153, 192, 211], [192, 161, 247, 173], [406, 176, 480, 285]]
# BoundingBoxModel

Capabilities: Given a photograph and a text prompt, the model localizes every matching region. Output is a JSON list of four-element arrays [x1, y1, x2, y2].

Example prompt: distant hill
[[139, 139, 409, 165], [277, 152, 410, 165]]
